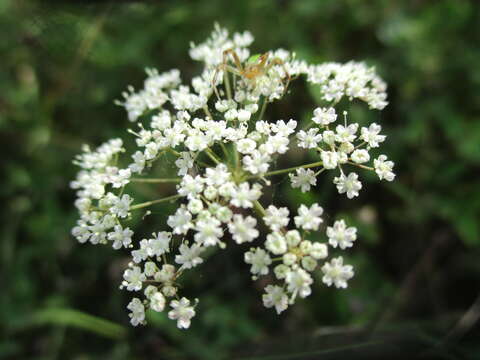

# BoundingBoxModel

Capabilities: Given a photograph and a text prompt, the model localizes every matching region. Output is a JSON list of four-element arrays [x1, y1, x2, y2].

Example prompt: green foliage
[[1, 0, 480, 359], [21, 308, 127, 339]]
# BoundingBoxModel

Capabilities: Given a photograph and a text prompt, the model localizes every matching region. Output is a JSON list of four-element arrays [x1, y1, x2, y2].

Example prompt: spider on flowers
[[72, 24, 393, 330], [212, 48, 291, 99]]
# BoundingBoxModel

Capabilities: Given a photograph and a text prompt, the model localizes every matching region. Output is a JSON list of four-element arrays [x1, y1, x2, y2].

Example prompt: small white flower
[[205, 120, 227, 141], [338, 141, 354, 155], [244, 247, 272, 275], [301, 256, 317, 272], [110, 194, 133, 218], [228, 215, 259, 244], [237, 138, 257, 154], [218, 181, 236, 198], [374, 155, 395, 181], [162, 285, 178, 298], [123, 266, 146, 291], [72, 221, 90, 243], [265, 232, 288, 255], [111, 168, 131, 188], [187, 198, 204, 214], [264, 134, 289, 154], [321, 256, 354, 288], [233, 30, 254, 46], [263, 285, 289, 314], [360, 123, 385, 148], [175, 152, 194, 176], [299, 240, 313, 254], [148, 231, 171, 256], [245, 103, 258, 115], [136, 129, 152, 147], [256, 120, 271, 134], [351, 149, 370, 164], [321, 151, 339, 169], [230, 182, 262, 208], [185, 130, 209, 152], [215, 99, 236, 112], [144, 284, 157, 298], [175, 243, 205, 269], [168, 206, 193, 235], [272, 119, 297, 137], [224, 108, 238, 121], [237, 109, 252, 122], [322, 130, 336, 145], [195, 217, 223, 246], [129, 151, 146, 173], [127, 298, 145, 326], [285, 268, 313, 299], [151, 110, 171, 130], [150, 292, 166, 312], [204, 186, 218, 200], [144, 142, 159, 160], [214, 205, 233, 223], [289, 168, 317, 192], [144, 261, 157, 277], [297, 128, 322, 149], [131, 239, 149, 263], [107, 225, 133, 249], [285, 230, 302, 247], [154, 264, 176, 283], [274, 264, 290, 279], [312, 107, 337, 126], [335, 124, 358, 143], [177, 175, 204, 199], [309, 243, 328, 259], [263, 205, 290, 232], [283, 253, 297, 266], [164, 127, 186, 147], [334, 172, 362, 199], [327, 220, 357, 249], [294, 203, 323, 231], [243, 150, 271, 174], [205, 164, 231, 186], [168, 297, 196, 329]]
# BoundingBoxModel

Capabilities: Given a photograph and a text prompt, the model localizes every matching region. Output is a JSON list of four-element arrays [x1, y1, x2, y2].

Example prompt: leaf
[[23, 308, 127, 339]]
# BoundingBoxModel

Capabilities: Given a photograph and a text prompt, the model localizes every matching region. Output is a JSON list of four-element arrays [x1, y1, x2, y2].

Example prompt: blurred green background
[[1, 0, 480, 359]]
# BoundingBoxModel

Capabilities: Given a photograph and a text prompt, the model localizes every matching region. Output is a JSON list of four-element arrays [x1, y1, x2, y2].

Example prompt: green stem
[[258, 98, 268, 121], [203, 106, 213, 120], [131, 178, 181, 183], [224, 72, 232, 101], [233, 143, 240, 171], [220, 142, 230, 160], [253, 200, 267, 218], [347, 161, 374, 171], [167, 148, 181, 157], [205, 148, 221, 165], [248, 161, 323, 179], [196, 160, 211, 168], [130, 194, 182, 210], [354, 141, 367, 150]]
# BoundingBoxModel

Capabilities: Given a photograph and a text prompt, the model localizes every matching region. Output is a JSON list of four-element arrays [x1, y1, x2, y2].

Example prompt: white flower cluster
[[71, 24, 394, 329]]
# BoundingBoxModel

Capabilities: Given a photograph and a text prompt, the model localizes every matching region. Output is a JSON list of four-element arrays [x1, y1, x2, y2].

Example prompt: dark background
[[1, 0, 480, 359]]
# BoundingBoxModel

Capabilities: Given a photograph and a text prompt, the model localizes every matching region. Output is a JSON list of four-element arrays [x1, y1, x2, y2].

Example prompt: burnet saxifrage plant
[[71, 24, 394, 329]]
